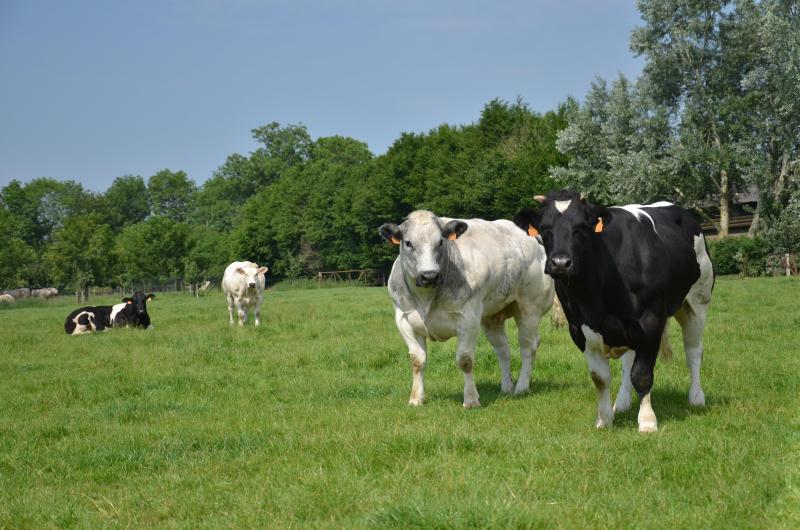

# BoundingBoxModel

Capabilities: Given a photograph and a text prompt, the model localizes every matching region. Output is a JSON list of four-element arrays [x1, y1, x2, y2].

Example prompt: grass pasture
[[1, 277, 798, 528]]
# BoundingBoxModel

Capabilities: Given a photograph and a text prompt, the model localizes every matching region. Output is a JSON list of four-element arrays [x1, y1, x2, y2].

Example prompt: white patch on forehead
[[554, 200, 571, 213], [610, 202, 672, 235]]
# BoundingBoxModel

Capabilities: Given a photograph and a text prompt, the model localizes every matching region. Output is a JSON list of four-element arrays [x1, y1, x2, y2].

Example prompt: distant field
[[0, 277, 798, 528]]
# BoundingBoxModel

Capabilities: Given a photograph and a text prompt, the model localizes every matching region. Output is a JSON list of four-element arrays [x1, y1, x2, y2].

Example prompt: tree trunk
[[719, 168, 730, 237]]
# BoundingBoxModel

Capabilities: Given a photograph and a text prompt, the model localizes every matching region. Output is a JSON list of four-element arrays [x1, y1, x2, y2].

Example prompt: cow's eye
[[404, 240, 413, 249], [439, 238, 444, 247]]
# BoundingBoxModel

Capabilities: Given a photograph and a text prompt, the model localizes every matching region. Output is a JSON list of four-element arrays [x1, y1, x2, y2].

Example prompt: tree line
[[1, 0, 797, 294]]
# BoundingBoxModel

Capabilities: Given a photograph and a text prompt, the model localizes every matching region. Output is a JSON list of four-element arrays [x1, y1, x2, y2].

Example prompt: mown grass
[[0, 277, 798, 529]]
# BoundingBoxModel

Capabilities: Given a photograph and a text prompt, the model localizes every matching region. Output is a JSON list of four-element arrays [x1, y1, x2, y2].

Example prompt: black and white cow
[[63, 291, 155, 335], [514, 190, 714, 432]]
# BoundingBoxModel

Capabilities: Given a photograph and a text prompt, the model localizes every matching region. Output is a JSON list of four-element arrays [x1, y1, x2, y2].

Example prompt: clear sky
[[0, 0, 644, 192]]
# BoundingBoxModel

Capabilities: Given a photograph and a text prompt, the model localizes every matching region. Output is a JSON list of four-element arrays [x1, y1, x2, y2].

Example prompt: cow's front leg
[[254, 297, 263, 327], [614, 350, 635, 413], [456, 325, 481, 409], [395, 313, 427, 406], [227, 294, 236, 325], [631, 349, 659, 433], [584, 348, 613, 428], [514, 310, 542, 395], [236, 300, 246, 326], [482, 321, 514, 394]]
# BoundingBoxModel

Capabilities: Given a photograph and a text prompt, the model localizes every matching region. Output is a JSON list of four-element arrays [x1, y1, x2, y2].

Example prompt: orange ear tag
[[390, 236, 401, 245], [447, 233, 458, 241], [527, 225, 539, 237], [594, 218, 604, 233], [127, 300, 133, 305]]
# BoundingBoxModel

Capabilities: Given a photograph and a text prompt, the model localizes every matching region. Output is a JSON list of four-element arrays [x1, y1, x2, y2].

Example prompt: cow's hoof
[[638, 422, 658, 433], [613, 396, 632, 413], [595, 416, 613, 429], [463, 399, 481, 409], [408, 397, 423, 406], [500, 380, 515, 394], [513, 382, 530, 395], [689, 388, 705, 407]]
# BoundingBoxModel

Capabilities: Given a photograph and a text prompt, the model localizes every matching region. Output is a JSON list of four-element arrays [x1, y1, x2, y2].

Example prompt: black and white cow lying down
[[380, 210, 554, 408], [515, 191, 714, 432], [64, 291, 155, 335]]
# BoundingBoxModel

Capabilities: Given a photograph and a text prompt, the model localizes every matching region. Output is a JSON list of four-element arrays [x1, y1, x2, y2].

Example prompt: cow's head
[[236, 264, 268, 289], [514, 190, 607, 279], [123, 291, 155, 315], [379, 210, 468, 288]]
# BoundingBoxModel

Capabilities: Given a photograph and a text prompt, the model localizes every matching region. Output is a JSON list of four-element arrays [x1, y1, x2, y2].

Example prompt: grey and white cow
[[380, 210, 554, 408], [222, 261, 268, 326]]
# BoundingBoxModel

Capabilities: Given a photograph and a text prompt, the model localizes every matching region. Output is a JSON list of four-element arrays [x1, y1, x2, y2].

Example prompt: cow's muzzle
[[547, 254, 573, 277], [248, 282, 256, 288], [416, 270, 441, 287]]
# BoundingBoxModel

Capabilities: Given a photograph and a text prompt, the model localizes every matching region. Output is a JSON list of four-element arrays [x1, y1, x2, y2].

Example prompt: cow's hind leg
[[675, 301, 707, 407], [395, 312, 428, 406], [482, 319, 514, 394], [456, 324, 481, 408], [254, 297, 263, 327], [585, 347, 614, 428]]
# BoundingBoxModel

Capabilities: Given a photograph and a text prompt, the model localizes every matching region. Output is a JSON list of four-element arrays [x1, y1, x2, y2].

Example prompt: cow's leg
[[395, 313, 427, 406], [254, 296, 263, 327], [584, 347, 613, 428], [613, 350, 635, 413], [236, 300, 246, 326], [482, 320, 514, 394], [630, 348, 659, 433], [675, 301, 707, 407], [513, 309, 541, 395], [456, 325, 481, 408], [227, 294, 235, 325]]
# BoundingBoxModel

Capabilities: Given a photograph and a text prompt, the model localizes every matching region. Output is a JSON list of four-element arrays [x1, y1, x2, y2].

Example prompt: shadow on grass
[[613, 388, 730, 428], [446, 378, 580, 408]]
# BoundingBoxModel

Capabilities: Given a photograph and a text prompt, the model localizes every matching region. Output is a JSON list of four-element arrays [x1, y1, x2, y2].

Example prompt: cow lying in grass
[[64, 291, 155, 335]]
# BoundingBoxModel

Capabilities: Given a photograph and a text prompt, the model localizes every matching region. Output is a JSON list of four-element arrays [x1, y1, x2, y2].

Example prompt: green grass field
[[1, 277, 798, 528]]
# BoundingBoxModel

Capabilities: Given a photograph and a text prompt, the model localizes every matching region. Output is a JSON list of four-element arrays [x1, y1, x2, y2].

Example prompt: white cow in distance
[[222, 261, 268, 326], [380, 210, 554, 408]]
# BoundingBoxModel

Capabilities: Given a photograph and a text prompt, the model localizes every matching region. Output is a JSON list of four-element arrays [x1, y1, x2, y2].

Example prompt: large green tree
[[147, 170, 197, 222]]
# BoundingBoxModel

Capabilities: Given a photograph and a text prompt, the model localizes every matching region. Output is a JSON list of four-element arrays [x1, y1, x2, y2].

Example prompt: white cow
[[380, 210, 554, 408], [222, 261, 268, 326], [0, 294, 15, 304]]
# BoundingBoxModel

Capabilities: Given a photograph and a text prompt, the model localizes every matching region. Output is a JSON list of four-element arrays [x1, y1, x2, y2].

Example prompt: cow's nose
[[550, 255, 572, 272], [248, 282, 256, 288], [417, 271, 441, 287]]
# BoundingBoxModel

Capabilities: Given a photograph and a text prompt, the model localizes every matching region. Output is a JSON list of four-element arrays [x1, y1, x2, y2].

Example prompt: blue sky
[[0, 0, 643, 192]]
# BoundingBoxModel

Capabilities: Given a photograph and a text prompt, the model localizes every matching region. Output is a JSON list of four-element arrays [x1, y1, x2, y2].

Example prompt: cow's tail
[[659, 319, 674, 361]]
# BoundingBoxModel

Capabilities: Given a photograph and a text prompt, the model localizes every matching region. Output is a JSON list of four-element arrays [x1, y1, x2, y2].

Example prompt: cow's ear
[[146, 293, 155, 301], [379, 223, 402, 245], [258, 267, 268, 274], [442, 220, 468, 241], [513, 207, 542, 237]]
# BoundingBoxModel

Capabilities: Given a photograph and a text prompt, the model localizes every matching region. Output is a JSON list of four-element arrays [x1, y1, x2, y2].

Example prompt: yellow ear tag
[[447, 233, 458, 241], [595, 218, 604, 233], [390, 236, 401, 245], [527, 225, 539, 237]]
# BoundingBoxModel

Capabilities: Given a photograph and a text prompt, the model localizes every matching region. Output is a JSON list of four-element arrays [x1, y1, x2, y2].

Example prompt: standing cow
[[222, 261, 268, 326], [514, 191, 714, 432], [380, 210, 554, 408]]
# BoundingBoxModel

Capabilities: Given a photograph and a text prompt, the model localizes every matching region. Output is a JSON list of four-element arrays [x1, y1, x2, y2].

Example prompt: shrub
[[707, 236, 770, 277]]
